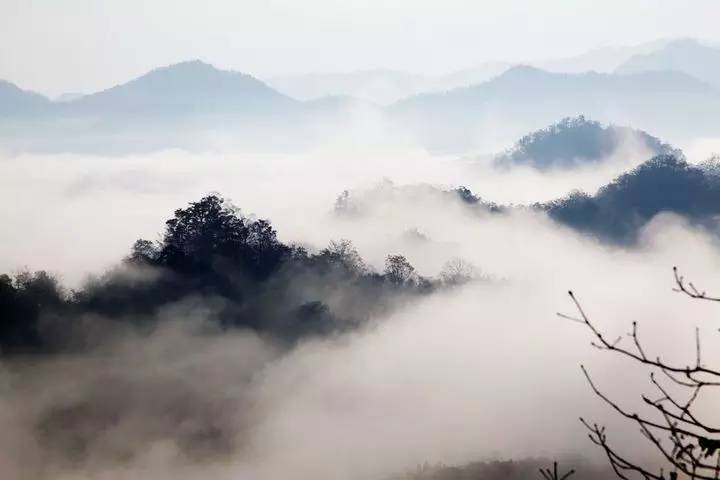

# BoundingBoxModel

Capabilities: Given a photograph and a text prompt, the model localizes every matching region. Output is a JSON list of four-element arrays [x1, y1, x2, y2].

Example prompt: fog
[[1, 127, 720, 480], [0, 125, 670, 284]]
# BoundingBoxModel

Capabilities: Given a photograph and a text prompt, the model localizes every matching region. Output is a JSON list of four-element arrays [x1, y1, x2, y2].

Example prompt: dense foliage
[[544, 155, 720, 243], [0, 195, 442, 354], [495, 116, 677, 170]]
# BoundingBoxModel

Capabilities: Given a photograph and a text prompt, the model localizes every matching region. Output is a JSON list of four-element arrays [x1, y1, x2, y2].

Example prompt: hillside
[[65, 60, 298, 116], [616, 38, 720, 87], [544, 155, 720, 243], [389, 66, 718, 152], [494, 116, 677, 170], [0, 80, 51, 115]]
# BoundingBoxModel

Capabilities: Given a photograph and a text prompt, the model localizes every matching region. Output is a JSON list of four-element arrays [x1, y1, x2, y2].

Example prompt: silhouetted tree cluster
[[0, 271, 67, 353], [495, 116, 678, 170], [335, 153, 720, 247], [544, 155, 720, 244], [0, 194, 472, 354], [333, 182, 503, 218]]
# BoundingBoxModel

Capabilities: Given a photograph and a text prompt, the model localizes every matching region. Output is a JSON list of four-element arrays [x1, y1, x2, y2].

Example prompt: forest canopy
[[0, 194, 473, 355]]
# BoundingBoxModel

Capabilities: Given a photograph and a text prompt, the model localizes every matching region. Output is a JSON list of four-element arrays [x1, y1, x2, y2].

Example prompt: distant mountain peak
[[0, 80, 50, 113], [61, 59, 295, 114], [615, 38, 720, 88], [499, 64, 548, 78], [135, 59, 227, 81], [663, 37, 703, 50]]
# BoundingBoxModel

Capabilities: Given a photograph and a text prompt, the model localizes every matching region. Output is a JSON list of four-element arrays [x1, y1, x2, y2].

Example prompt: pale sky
[[1, 0, 720, 97]]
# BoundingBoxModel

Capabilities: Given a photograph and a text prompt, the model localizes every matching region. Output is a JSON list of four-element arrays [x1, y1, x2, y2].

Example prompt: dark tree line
[[0, 194, 470, 355], [543, 155, 720, 244], [334, 153, 720, 247]]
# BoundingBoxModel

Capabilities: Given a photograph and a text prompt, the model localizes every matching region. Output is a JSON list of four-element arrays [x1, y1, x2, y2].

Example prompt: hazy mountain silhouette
[[3, 48, 720, 154], [615, 38, 720, 88], [0, 61, 320, 153], [65, 60, 297, 116], [535, 38, 673, 73], [263, 39, 690, 105], [494, 116, 678, 170], [0, 80, 51, 115], [395, 65, 712, 109], [389, 65, 718, 152]]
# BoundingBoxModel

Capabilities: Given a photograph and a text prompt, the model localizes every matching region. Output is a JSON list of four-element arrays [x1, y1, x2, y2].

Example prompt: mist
[[2, 122, 720, 479], [0, 119, 687, 284]]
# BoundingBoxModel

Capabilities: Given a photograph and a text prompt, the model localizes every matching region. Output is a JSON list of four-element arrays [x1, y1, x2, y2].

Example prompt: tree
[[126, 239, 159, 264], [159, 194, 249, 269], [0, 270, 66, 351], [563, 267, 720, 480], [317, 239, 367, 274], [158, 194, 287, 279], [384, 254, 417, 286], [439, 257, 477, 286]]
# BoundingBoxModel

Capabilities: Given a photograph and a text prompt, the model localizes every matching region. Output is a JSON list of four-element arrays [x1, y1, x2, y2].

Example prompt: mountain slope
[[67, 60, 298, 115], [388, 66, 719, 152], [394, 65, 712, 108], [0, 80, 51, 115], [494, 116, 678, 170], [616, 38, 720, 87], [544, 155, 720, 243], [535, 38, 673, 73]]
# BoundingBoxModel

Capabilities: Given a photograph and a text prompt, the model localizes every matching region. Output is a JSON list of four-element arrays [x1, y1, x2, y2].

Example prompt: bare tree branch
[[564, 268, 720, 479]]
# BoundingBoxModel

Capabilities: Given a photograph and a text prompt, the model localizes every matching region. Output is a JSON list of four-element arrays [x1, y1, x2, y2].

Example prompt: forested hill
[[543, 155, 720, 243], [494, 116, 677, 170], [0, 195, 474, 355]]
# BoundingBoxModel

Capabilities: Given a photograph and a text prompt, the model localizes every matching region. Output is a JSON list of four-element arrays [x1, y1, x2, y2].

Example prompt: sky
[[1, 0, 720, 96]]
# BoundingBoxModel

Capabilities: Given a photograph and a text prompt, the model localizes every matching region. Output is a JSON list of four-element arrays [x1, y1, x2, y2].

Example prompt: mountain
[[3, 48, 720, 155], [0, 61, 377, 154], [494, 116, 678, 170], [389, 66, 719, 152], [66, 60, 297, 116], [0, 61, 312, 154], [402, 65, 712, 103], [544, 155, 720, 244], [264, 40, 686, 105], [615, 38, 720, 87], [535, 39, 673, 73], [0, 80, 50, 115]]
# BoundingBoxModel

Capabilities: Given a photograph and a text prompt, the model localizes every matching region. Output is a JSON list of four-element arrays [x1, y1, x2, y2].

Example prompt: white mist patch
[[683, 136, 720, 163], [245, 211, 720, 480]]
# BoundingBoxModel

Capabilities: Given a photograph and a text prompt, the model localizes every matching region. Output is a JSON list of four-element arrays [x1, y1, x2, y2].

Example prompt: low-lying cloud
[[1, 137, 720, 479]]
